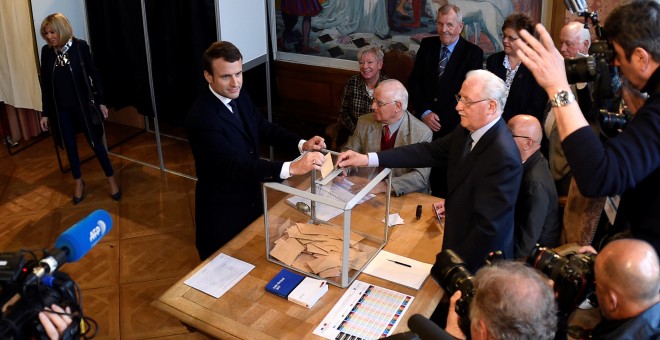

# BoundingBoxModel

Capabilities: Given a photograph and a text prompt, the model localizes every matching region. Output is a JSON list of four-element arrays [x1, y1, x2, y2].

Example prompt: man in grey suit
[[342, 79, 432, 196], [338, 70, 522, 272]]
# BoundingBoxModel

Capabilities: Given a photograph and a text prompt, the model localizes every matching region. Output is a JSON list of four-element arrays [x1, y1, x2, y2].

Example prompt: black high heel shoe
[[111, 189, 122, 201], [72, 180, 85, 205]]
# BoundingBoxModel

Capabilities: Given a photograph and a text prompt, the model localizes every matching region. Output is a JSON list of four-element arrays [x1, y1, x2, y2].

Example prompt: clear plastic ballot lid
[[263, 151, 392, 288]]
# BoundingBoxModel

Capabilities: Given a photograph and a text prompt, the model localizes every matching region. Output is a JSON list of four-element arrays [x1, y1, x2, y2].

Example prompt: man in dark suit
[[407, 3, 483, 197], [507, 115, 559, 258], [186, 41, 326, 260], [338, 69, 522, 272]]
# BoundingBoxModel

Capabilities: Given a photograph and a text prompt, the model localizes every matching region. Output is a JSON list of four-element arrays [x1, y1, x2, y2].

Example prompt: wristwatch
[[551, 90, 576, 107]]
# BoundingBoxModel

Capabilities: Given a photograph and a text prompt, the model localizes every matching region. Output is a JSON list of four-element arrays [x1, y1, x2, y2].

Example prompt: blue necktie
[[438, 46, 450, 78]]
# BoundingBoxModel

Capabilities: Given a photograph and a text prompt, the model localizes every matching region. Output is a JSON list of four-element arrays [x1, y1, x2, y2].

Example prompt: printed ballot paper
[[184, 253, 254, 298]]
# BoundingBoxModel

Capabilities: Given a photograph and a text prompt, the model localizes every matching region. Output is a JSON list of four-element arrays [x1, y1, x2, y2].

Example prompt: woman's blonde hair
[[40, 13, 73, 47]]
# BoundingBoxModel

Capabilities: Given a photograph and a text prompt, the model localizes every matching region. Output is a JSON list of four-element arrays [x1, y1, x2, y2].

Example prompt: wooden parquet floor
[[0, 122, 215, 339]]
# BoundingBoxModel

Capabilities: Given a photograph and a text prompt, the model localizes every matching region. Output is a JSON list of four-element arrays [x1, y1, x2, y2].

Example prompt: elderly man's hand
[[515, 24, 570, 94], [336, 150, 369, 168], [290, 152, 325, 176], [422, 112, 442, 132], [302, 136, 326, 151]]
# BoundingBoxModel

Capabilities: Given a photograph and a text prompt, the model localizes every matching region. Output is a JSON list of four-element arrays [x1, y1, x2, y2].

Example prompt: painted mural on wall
[[273, 0, 544, 67]]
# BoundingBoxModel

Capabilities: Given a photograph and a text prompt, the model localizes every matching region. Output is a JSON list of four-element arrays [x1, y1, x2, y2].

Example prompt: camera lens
[[600, 111, 629, 130], [527, 244, 595, 313], [565, 55, 597, 84], [432, 250, 475, 317]]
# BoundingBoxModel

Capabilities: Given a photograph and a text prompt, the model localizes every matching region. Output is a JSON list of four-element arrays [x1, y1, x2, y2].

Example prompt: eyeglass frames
[[455, 94, 491, 107], [372, 98, 398, 108]]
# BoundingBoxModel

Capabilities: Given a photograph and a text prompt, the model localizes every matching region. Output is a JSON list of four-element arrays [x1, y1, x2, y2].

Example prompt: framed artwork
[[269, 0, 553, 70]]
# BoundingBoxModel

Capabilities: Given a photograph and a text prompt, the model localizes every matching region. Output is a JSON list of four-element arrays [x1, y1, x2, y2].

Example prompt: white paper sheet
[[184, 253, 255, 298], [363, 250, 432, 290]]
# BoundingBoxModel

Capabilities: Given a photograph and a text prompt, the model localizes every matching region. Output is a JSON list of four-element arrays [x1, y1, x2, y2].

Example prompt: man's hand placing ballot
[[336, 150, 369, 168], [290, 152, 325, 175]]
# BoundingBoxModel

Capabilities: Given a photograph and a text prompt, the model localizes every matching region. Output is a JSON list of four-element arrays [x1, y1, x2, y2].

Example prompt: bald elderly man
[[590, 239, 660, 338], [508, 115, 559, 258]]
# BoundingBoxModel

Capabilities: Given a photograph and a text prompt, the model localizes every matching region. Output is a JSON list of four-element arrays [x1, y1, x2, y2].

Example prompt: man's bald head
[[595, 239, 660, 319], [507, 114, 542, 161]]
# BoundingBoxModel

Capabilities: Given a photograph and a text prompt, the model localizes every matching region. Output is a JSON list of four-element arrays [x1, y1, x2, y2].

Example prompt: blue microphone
[[24, 210, 112, 286], [55, 209, 112, 262]]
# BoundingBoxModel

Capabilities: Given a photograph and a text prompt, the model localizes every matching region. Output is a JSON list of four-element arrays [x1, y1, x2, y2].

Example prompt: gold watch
[[551, 90, 576, 107]]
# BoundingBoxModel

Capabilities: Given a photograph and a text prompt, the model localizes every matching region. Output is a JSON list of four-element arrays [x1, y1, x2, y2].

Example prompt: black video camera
[[527, 244, 596, 314], [0, 251, 89, 339]]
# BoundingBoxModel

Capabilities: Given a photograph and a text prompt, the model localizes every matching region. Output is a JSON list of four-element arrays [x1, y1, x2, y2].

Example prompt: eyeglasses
[[455, 94, 491, 107], [372, 99, 398, 108], [512, 134, 539, 143]]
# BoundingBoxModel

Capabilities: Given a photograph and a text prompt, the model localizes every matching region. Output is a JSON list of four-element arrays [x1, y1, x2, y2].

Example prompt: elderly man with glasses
[[342, 79, 432, 196], [338, 69, 522, 273], [508, 114, 560, 258]]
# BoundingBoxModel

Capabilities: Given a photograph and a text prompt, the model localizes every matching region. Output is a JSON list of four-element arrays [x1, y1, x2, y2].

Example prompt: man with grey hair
[[338, 69, 522, 272], [334, 45, 388, 149], [342, 79, 432, 196], [390, 261, 557, 339], [559, 21, 591, 60], [408, 3, 483, 197], [441, 261, 558, 339]]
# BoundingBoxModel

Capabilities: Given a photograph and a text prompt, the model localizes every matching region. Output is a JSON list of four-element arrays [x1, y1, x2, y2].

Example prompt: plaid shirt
[[338, 73, 388, 132]]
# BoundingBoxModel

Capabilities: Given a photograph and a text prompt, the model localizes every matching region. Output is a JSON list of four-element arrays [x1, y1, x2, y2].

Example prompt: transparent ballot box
[[263, 157, 392, 288]]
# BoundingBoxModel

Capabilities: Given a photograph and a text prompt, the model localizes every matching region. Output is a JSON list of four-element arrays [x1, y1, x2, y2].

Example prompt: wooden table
[[153, 191, 445, 339]]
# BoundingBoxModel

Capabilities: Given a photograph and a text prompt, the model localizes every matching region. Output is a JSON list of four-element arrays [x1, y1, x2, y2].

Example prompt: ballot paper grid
[[313, 280, 413, 340]]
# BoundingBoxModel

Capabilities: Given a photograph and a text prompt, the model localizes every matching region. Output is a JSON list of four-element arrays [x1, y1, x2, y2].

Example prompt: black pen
[[433, 204, 444, 229], [388, 259, 412, 268]]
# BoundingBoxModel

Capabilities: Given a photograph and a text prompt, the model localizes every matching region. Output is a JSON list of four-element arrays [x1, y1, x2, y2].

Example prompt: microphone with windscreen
[[24, 210, 112, 286], [408, 314, 455, 340]]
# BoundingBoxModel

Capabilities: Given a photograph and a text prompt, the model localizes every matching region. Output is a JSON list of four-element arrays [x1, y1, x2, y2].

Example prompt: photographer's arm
[[515, 24, 590, 141]]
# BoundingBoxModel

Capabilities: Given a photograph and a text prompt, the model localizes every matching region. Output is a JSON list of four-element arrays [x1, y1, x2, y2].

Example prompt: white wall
[[216, 0, 268, 70]]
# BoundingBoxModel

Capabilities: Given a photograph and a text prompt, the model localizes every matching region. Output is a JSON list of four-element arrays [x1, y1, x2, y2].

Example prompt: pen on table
[[388, 259, 412, 268], [433, 204, 444, 229]]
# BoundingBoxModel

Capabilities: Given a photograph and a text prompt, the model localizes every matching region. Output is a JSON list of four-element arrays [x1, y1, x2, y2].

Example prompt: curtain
[[0, 0, 42, 111], [85, 0, 216, 126], [85, 0, 154, 117]]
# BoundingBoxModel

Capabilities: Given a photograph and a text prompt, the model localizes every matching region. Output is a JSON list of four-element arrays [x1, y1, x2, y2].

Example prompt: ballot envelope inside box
[[263, 151, 392, 288]]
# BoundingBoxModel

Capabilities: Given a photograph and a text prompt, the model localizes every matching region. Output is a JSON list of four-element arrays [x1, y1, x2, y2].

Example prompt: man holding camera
[[401, 261, 557, 339], [516, 0, 660, 254]]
